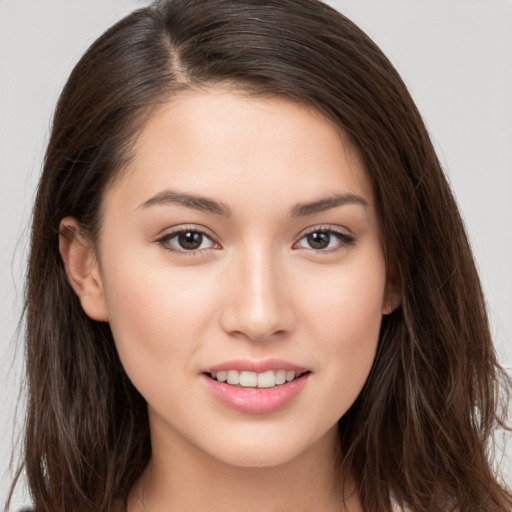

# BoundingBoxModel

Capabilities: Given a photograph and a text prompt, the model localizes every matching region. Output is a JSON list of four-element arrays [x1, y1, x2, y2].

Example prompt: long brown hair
[[8, 0, 511, 510]]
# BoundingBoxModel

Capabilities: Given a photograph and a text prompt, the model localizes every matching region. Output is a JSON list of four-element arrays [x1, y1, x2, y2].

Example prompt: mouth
[[201, 360, 312, 414], [205, 369, 311, 389]]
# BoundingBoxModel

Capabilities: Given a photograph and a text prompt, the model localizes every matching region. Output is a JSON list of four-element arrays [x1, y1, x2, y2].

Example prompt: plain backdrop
[[1, 0, 511, 506]]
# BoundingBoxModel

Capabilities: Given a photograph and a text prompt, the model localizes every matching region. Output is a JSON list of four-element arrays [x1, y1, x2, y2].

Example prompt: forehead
[[106, 88, 374, 214]]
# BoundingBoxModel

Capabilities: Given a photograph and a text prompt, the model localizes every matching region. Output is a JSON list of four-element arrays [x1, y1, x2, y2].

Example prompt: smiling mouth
[[206, 369, 310, 389]]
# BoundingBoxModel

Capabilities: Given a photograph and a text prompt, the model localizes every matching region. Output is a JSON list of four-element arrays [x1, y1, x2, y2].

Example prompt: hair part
[[8, 1, 511, 511]]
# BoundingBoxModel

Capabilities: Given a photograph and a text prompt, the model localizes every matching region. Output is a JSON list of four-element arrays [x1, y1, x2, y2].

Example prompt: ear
[[383, 262, 402, 316], [59, 217, 109, 321]]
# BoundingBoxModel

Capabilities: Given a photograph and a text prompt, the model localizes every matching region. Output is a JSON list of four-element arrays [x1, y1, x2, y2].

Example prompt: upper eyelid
[[157, 224, 216, 240], [299, 224, 352, 236], [157, 224, 351, 240]]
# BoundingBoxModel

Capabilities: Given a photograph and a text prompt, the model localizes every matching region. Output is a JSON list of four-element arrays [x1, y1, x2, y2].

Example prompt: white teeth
[[227, 370, 240, 385], [257, 370, 275, 388], [239, 371, 258, 387], [286, 370, 296, 382], [275, 369, 287, 385], [210, 369, 304, 388]]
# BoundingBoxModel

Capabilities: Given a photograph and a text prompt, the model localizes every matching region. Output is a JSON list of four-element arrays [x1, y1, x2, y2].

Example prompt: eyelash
[[296, 226, 356, 254], [155, 225, 356, 256], [156, 226, 217, 257]]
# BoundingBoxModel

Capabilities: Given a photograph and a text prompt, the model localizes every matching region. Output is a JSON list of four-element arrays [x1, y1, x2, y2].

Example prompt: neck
[[127, 422, 361, 512]]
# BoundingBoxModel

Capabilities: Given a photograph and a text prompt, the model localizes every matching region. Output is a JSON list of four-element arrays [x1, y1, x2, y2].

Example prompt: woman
[[6, 0, 511, 510]]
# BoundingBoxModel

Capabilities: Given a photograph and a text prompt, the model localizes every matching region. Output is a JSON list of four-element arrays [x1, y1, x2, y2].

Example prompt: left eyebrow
[[290, 193, 369, 217]]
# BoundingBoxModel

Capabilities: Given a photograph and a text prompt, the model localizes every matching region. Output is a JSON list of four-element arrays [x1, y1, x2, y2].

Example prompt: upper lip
[[202, 358, 310, 374]]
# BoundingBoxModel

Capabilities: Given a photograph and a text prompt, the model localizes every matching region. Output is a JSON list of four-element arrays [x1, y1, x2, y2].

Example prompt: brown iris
[[306, 231, 331, 250], [178, 231, 204, 250]]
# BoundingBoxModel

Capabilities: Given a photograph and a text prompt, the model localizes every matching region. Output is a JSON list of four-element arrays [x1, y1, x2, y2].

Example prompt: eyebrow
[[138, 190, 232, 216], [138, 190, 368, 217], [290, 193, 369, 216]]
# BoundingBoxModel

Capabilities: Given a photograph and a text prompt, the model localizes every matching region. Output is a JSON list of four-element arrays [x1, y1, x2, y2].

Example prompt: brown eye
[[306, 232, 331, 250], [177, 231, 204, 250], [295, 229, 356, 252], [157, 228, 218, 254]]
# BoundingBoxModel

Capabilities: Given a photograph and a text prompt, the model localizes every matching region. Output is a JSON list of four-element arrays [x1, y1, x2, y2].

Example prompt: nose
[[219, 245, 295, 342]]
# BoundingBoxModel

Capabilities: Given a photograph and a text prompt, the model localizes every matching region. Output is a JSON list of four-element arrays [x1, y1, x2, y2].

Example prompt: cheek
[[301, 257, 385, 344], [296, 256, 385, 405], [99, 251, 217, 394]]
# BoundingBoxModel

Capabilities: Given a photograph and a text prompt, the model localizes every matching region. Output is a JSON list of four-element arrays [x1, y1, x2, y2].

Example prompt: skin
[[60, 89, 399, 512]]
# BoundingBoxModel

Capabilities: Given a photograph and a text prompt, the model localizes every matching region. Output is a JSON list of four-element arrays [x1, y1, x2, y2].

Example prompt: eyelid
[[293, 225, 357, 253], [155, 225, 221, 255], [298, 224, 354, 238]]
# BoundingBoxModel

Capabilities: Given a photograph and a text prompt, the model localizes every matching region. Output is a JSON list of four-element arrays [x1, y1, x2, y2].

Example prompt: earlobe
[[383, 263, 402, 315], [383, 294, 398, 315], [59, 217, 109, 322]]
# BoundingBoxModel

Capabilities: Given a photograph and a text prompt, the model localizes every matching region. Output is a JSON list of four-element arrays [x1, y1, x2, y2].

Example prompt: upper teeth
[[210, 369, 300, 388]]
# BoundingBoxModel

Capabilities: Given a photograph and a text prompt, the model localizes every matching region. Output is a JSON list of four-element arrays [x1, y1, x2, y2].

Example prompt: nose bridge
[[220, 240, 293, 341]]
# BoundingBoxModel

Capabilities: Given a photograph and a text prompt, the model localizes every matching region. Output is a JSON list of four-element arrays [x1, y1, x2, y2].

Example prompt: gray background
[[1, 0, 511, 506]]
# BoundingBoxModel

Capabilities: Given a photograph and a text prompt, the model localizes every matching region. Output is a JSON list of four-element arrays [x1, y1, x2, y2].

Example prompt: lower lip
[[202, 373, 310, 414]]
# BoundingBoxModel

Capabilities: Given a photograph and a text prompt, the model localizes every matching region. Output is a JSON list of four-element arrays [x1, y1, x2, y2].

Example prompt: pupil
[[308, 232, 330, 249], [178, 232, 203, 250]]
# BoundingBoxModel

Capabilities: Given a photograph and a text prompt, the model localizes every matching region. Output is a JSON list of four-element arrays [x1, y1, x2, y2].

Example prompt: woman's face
[[83, 90, 392, 467]]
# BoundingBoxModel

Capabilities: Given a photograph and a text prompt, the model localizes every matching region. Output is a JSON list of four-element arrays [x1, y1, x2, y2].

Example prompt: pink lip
[[202, 358, 309, 374], [201, 358, 311, 414], [202, 374, 309, 414]]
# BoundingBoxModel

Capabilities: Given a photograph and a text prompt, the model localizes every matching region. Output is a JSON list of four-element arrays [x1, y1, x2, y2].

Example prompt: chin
[[202, 425, 335, 469], [213, 444, 304, 469]]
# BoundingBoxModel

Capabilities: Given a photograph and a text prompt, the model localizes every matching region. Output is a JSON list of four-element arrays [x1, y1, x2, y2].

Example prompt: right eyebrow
[[137, 190, 233, 217]]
